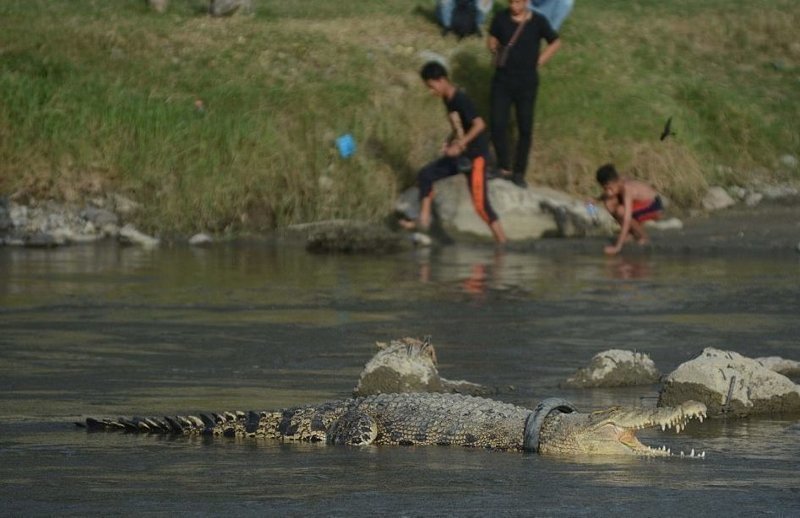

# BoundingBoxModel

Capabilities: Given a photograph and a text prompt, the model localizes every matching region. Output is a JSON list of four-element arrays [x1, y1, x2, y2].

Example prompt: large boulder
[[395, 177, 615, 241], [562, 349, 661, 388], [353, 337, 489, 397], [658, 348, 800, 417]]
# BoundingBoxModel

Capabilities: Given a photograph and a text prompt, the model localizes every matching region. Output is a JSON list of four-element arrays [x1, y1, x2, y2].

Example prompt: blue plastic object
[[335, 134, 356, 158], [585, 202, 599, 225]]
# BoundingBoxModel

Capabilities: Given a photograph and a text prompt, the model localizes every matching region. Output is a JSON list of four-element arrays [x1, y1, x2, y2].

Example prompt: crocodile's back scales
[[349, 393, 530, 449], [86, 393, 532, 451]]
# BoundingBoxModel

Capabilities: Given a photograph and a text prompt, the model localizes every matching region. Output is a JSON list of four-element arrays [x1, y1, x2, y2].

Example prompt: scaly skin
[[79, 393, 707, 456]]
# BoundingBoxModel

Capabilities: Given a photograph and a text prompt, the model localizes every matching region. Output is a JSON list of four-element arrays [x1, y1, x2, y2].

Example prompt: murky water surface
[[1, 242, 798, 516]]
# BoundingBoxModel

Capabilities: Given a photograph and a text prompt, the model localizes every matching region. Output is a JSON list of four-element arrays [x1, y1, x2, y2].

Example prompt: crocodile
[[78, 393, 707, 457]]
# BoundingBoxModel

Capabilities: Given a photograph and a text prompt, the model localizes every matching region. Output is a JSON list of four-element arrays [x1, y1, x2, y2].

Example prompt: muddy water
[[1, 241, 798, 516]]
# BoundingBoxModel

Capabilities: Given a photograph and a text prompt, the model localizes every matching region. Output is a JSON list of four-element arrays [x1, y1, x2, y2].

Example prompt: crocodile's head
[[536, 400, 707, 457]]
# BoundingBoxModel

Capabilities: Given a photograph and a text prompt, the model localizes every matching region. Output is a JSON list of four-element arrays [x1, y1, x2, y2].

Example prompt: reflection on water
[[604, 255, 653, 280], [1, 242, 799, 515]]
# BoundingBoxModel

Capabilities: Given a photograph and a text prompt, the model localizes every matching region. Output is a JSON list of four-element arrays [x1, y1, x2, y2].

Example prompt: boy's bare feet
[[398, 218, 417, 231]]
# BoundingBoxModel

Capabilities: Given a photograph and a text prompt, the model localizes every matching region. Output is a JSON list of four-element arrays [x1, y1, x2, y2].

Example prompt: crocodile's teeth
[[701, 451, 706, 458], [661, 424, 666, 431]]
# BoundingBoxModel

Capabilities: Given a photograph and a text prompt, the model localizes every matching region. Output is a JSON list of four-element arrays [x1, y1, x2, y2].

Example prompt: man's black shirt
[[490, 9, 559, 80], [444, 89, 489, 159]]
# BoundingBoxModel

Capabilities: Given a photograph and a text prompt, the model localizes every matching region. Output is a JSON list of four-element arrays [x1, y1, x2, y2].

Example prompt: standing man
[[487, 0, 561, 188]]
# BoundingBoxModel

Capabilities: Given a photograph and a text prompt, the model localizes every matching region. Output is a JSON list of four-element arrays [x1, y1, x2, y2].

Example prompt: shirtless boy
[[595, 163, 663, 255]]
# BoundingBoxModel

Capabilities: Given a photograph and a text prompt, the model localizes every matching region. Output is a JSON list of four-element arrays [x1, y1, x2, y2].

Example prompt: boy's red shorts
[[632, 196, 663, 222]]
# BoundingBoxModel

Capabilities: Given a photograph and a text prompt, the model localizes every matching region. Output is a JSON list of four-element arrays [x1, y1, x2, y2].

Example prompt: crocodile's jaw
[[591, 423, 672, 457], [539, 400, 708, 457]]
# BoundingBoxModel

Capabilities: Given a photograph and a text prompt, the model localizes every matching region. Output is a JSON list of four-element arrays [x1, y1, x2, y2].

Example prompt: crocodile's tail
[[76, 410, 267, 437]]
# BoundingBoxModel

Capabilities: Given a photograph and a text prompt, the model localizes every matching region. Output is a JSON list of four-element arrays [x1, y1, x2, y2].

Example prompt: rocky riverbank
[[1, 179, 798, 254], [0, 194, 210, 249]]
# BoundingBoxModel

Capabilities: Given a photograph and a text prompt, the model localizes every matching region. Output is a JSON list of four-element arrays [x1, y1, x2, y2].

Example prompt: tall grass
[[0, 0, 797, 233]]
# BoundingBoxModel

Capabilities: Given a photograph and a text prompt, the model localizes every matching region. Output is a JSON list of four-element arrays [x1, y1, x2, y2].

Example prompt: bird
[[660, 116, 676, 141]]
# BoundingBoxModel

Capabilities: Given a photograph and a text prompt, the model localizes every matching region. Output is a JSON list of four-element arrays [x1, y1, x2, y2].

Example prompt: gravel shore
[[520, 199, 800, 257]]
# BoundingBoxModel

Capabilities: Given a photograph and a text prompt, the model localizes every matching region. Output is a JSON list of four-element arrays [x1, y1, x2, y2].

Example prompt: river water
[[1, 240, 798, 516]]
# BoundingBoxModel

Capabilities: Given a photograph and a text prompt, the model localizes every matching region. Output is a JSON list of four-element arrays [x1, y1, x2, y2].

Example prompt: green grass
[[0, 0, 798, 233]]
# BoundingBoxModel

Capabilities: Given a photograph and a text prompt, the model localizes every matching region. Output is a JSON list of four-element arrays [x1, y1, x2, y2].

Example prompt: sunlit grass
[[0, 0, 797, 232]]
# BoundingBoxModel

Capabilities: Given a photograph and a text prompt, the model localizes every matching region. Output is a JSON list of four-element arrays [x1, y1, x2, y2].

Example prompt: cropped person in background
[[529, 0, 574, 31], [437, 0, 495, 32]]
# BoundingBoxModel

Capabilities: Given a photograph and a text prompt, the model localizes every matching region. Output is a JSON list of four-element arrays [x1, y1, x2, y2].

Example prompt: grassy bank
[[0, 0, 798, 233]]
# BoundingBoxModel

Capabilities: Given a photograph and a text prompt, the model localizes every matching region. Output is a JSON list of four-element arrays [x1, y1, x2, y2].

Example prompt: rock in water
[[294, 220, 407, 254], [353, 337, 490, 397], [659, 347, 800, 417], [563, 349, 660, 388]]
